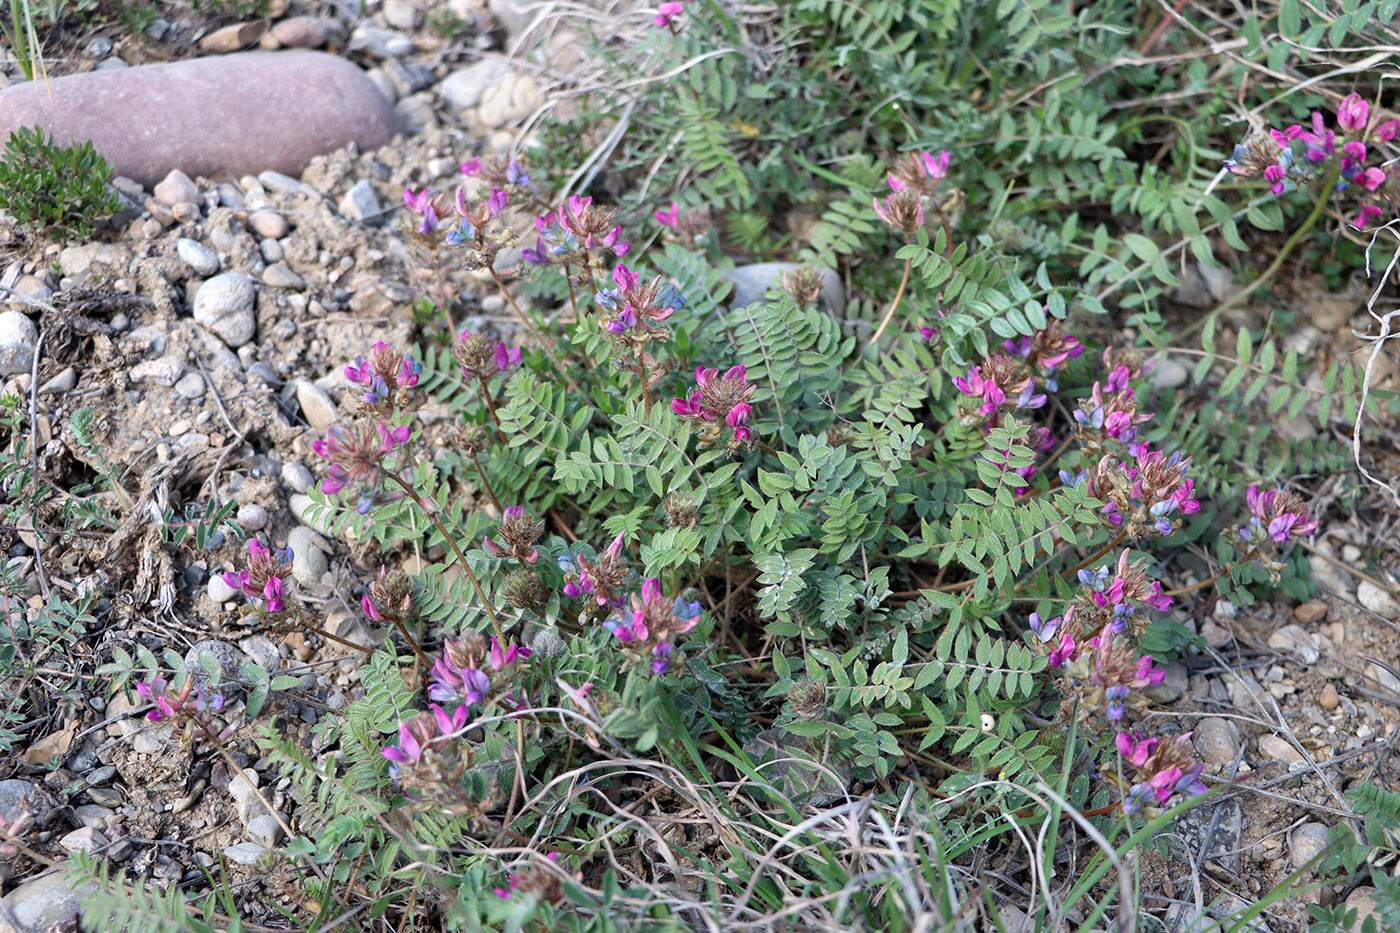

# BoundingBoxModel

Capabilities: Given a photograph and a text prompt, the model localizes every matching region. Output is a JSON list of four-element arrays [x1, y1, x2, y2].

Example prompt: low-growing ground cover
[[0, 0, 1399, 931]]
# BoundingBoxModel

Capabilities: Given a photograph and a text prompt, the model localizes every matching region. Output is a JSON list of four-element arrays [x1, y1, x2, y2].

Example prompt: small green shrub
[[0, 125, 121, 241]]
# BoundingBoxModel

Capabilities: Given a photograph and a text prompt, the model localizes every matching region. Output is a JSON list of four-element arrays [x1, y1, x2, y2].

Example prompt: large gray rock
[[724, 262, 845, 317], [0, 53, 402, 187], [0, 868, 94, 933], [0, 311, 37, 376]]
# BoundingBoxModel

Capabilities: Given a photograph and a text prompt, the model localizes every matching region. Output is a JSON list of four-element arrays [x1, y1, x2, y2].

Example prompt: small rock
[[395, 93, 437, 132], [39, 367, 76, 395], [1151, 358, 1189, 391], [248, 209, 289, 239], [478, 73, 541, 128], [57, 242, 131, 277], [130, 355, 184, 387], [1357, 579, 1400, 619], [173, 370, 207, 399], [207, 572, 237, 603], [1258, 734, 1305, 765], [1193, 717, 1242, 765], [1368, 660, 1400, 695], [338, 179, 381, 223], [1267, 624, 1321, 664], [1345, 886, 1379, 927], [1308, 543, 1353, 598], [384, 59, 434, 97], [1294, 599, 1327, 623], [364, 67, 398, 103], [199, 21, 264, 53], [289, 493, 331, 534], [238, 635, 280, 673], [296, 380, 338, 430], [724, 263, 846, 318], [176, 237, 220, 276], [171, 200, 201, 223], [1200, 620, 1233, 648], [84, 36, 114, 57], [223, 842, 268, 866], [260, 238, 284, 263], [1228, 672, 1267, 709], [59, 826, 108, 853], [440, 60, 510, 112], [1143, 661, 1188, 704], [193, 273, 257, 347], [271, 15, 330, 48], [349, 24, 414, 58], [1320, 683, 1339, 710], [0, 310, 38, 376], [287, 526, 329, 586], [237, 503, 268, 531], [71, 804, 113, 829], [261, 263, 305, 289], [281, 460, 313, 494], [257, 169, 303, 194], [0, 779, 54, 825], [1290, 822, 1330, 868], [153, 168, 200, 207], [246, 812, 285, 849], [383, 0, 423, 29], [0, 869, 93, 933], [182, 639, 249, 696], [1343, 544, 1362, 562]]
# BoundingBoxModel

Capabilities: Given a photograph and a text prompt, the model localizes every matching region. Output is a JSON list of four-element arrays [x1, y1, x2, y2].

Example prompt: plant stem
[[475, 374, 502, 428], [563, 267, 579, 318], [637, 351, 652, 416], [387, 472, 505, 643], [489, 268, 580, 393], [389, 615, 432, 668], [867, 253, 913, 346], [1064, 530, 1127, 578], [471, 453, 502, 512]]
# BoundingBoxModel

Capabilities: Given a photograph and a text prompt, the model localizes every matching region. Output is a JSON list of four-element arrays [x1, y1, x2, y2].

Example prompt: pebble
[[58, 242, 131, 277], [384, 59, 434, 97], [1294, 599, 1327, 623], [0, 310, 37, 376], [364, 67, 398, 103], [182, 639, 249, 696], [1308, 543, 1353, 598], [258, 169, 303, 194], [1357, 579, 1400, 619], [248, 209, 289, 239], [193, 272, 257, 347], [1267, 624, 1321, 664], [338, 179, 381, 223], [174, 370, 207, 399], [296, 380, 338, 430], [440, 60, 511, 112], [289, 493, 331, 535], [153, 168, 200, 207], [262, 263, 306, 289], [1368, 660, 1400, 694], [1320, 682, 1339, 710], [0, 52, 402, 187], [236, 503, 268, 531], [281, 460, 313, 494], [1199, 620, 1233, 649], [38, 367, 76, 395], [224, 842, 269, 865], [348, 24, 415, 58], [1290, 822, 1331, 868], [84, 36, 114, 57], [71, 804, 114, 829], [0, 779, 53, 825], [228, 767, 272, 824], [477, 73, 541, 129], [59, 826, 108, 853], [130, 355, 185, 387], [1342, 543, 1362, 562], [200, 21, 264, 53], [1193, 717, 1242, 765], [395, 93, 437, 133], [1345, 887, 1379, 927], [287, 526, 329, 585], [724, 262, 846, 317], [270, 16, 331, 48], [1258, 734, 1305, 765], [259, 238, 284, 263], [176, 237, 220, 276], [1151, 358, 1189, 390], [207, 571, 238, 604], [1143, 661, 1187, 704], [1228, 672, 1267, 710], [238, 635, 280, 673], [246, 812, 285, 849], [0, 869, 93, 932], [383, 0, 423, 29]]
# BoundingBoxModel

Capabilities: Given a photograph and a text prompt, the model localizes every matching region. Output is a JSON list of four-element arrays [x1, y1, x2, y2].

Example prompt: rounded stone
[[1357, 579, 1400, 619], [176, 237, 220, 276], [183, 639, 250, 696], [207, 572, 237, 604], [270, 15, 331, 48], [248, 209, 289, 238], [174, 370, 207, 400], [440, 59, 510, 112], [1, 870, 94, 933], [154, 168, 200, 207], [287, 525, 329, 585], [296, 380, 338, 431], [236, 503, 268, 531], [281, 460, 313, 494], [0, 52, 403, 187], [0, 310, 38, 375], [1258, 734, 1305, 765], [261, 263, 305, 289], [1290, 822, 1330, 868], [724, 262, 846, 318], [193, 273, 257, 347], [1193, 717, 1242, 765]]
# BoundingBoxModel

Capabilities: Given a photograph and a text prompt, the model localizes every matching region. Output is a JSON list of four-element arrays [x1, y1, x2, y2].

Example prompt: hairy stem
[[867, 254, 914, 346], [387, 471, 505, 643], [476, 373, 502, 429], [471, 452, 502, 512], [637, 351, 653, 416], [489, 268, 580, 393]]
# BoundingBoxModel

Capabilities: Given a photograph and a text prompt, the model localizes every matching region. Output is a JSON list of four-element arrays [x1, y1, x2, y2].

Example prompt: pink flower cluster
[[671, 364, 756, 448], [222, 539, 292, 613], [604, 578, 703, 674], [136, 676, 226, 724], [654, 0, 685, 26], [344, 341, 422, 409], [560, 532, 630, 608], [1115, 732, 1207, 817], [313, 423, 411, 514], [429, 636, 533, 708]]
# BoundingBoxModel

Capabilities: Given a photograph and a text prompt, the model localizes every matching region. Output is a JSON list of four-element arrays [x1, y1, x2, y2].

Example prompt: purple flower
[[1338, 93, 1369, 133], [654, 1, 684, 26], [655, 202, 680, 226]]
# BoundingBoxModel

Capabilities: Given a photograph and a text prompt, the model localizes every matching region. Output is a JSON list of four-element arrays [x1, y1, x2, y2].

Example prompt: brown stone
[[270, 16, 332, 49], [200, 22, 266, 53], [1294, 599, 1327, 623], [0, 52, 402, 187], [1320, 683, 1339, 711]]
